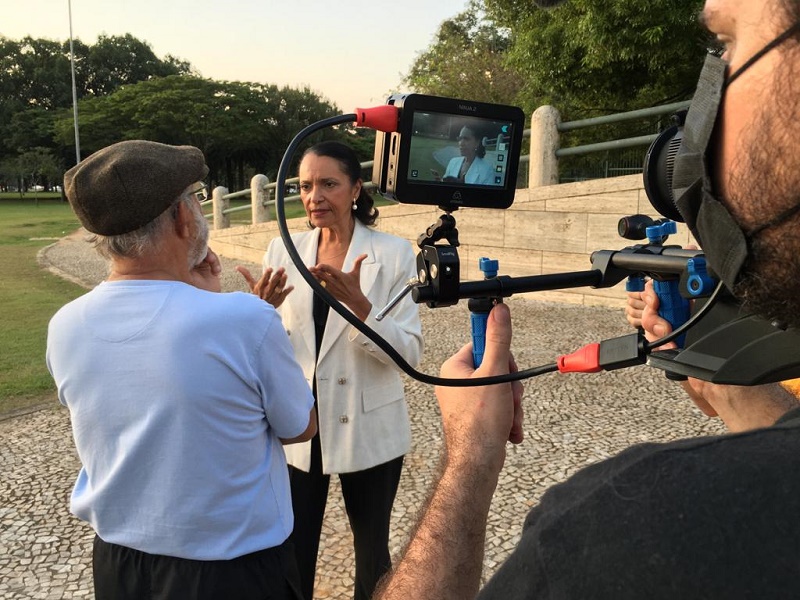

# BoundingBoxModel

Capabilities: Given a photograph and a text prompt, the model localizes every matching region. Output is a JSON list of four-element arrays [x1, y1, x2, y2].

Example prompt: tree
[[7, 107, 58, 152], [0, 34, 192, 162], [2, 33, 360, 194], [0, 156, 22, 192], [51, 76, 341, 190], [84, 34, 193, 96], [402, 0, 523, 105], [483, 0, 708, 118], [339, 126, 377, 169], [0, 34, 190, 111], [441, 0, 710, 180], [0, 37, 75, 112], [16, 147, 63, 192], [404, 0, 709, 120]]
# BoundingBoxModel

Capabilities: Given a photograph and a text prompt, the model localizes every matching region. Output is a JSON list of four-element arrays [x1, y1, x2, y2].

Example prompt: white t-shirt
[[46, 280, 314, 560]]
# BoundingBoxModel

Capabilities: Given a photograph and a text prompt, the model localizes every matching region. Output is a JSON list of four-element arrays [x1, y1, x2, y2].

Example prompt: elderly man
[[46, 140, 316, 600], [375, 1, 800, 598]]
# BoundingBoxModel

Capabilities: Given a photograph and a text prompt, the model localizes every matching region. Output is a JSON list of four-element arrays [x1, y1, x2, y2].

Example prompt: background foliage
[[1, 2, 711, 192], [401, 0, 522, 104], [403, 0, 709, 179], [405, 0, 708, 117], [0, 33, 358, 193]]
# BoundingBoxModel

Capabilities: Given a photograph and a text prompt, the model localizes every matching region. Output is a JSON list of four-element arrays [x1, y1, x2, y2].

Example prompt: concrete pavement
[[0, 232, 726, 599]]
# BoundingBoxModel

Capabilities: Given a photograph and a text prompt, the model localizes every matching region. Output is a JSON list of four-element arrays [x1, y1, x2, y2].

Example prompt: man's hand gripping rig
[[619, 215, 714, 347]]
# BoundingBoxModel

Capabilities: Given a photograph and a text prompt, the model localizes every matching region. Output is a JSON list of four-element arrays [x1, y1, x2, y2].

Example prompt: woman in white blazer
[[239, 141, 423, 600]]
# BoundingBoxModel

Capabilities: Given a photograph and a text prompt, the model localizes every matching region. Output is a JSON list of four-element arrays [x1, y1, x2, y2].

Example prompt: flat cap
[[64, 140, 209, 235]]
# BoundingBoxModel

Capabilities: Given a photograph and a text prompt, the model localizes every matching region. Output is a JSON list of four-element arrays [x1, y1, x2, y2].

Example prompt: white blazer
[[264, 220, 423, 474], [443, 155, 495, 185]]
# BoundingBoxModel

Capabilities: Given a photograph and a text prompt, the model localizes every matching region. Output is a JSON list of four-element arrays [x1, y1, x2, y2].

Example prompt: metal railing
[[555, 100, 691, 158]]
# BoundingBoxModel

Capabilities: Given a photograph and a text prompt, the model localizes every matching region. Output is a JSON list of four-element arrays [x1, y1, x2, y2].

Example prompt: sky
[[1, 0, 470, 111]]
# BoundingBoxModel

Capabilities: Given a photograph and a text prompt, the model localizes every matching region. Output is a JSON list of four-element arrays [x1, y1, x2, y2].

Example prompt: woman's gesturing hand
[[309, 254, 372, 320], [236, 265, 294, 308]]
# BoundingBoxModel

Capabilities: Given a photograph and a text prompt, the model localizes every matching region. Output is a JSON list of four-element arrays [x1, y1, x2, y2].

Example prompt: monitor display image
[[372, 93, 524, 210], [406, 112, 516, 189]]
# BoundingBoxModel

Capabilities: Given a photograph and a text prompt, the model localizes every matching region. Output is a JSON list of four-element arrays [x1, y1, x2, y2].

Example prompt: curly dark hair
[[301, 140, 378, 227]]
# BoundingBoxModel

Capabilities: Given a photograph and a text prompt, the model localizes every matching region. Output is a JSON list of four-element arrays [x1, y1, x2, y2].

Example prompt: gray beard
[[187, 204, 210, 269]]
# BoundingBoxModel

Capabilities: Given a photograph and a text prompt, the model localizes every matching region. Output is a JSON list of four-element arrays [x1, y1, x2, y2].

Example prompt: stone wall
[[209, 173, 696, 309]]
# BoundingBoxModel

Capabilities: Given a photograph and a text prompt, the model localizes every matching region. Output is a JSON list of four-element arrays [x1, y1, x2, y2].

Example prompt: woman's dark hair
[[302, 140, 378, 226], [460, 125, 486, 159]]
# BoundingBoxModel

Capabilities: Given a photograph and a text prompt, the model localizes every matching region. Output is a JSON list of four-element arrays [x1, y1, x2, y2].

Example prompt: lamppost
[[68, 0, 81, 164]]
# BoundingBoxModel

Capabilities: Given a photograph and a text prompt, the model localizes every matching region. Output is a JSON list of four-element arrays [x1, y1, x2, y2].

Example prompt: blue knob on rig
[[478, 257, 499, 279], [626, 274, 645, 293], [686, 257, 715, 297], [645, 220, 677, 244], [469, 258, 500, 368]]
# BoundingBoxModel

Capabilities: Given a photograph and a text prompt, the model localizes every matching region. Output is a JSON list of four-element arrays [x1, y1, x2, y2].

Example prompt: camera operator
[[375, 1, 800, 598], [47, 140, 316, 599]]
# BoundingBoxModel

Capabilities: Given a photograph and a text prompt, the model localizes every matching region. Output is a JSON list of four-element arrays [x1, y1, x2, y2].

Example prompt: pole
[[68, 0, 81, 164]]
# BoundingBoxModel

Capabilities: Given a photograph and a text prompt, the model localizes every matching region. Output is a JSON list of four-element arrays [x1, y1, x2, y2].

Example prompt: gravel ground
[[0, 229, 726, 599]]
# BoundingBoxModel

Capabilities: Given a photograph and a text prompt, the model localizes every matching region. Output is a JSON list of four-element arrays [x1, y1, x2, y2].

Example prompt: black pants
[[288, 434, 404, 600], [93, 535, 303, 600]]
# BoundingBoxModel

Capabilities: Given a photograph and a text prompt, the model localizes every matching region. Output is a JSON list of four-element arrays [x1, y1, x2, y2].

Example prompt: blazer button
[[337, 377, 347, 385], [339, 415, 349, 424]]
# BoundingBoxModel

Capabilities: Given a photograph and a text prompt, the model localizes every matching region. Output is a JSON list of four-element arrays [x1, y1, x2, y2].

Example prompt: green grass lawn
[[0, 195, 86, 414]]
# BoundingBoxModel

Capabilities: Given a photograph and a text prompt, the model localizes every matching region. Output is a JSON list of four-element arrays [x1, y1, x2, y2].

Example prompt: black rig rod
[[413, 270, 602, 304]]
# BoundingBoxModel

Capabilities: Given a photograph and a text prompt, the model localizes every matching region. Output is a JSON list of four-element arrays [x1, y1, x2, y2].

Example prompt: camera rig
[[273, 98, 800, 387], [401, 207, 800, 385]]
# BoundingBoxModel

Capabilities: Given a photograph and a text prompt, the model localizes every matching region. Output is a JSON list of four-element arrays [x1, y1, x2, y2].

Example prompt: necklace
[[317, 248, 347, 261]]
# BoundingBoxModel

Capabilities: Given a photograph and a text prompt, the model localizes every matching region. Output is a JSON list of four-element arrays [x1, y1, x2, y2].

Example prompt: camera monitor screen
[[373, 94, 524, 211]]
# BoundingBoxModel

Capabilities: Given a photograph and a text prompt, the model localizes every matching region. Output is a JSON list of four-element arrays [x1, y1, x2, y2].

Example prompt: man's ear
[[173, 200, 193, 240]]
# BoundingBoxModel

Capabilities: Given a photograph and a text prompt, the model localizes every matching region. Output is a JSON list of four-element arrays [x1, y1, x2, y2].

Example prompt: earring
[[352, 197, 358, 211]]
